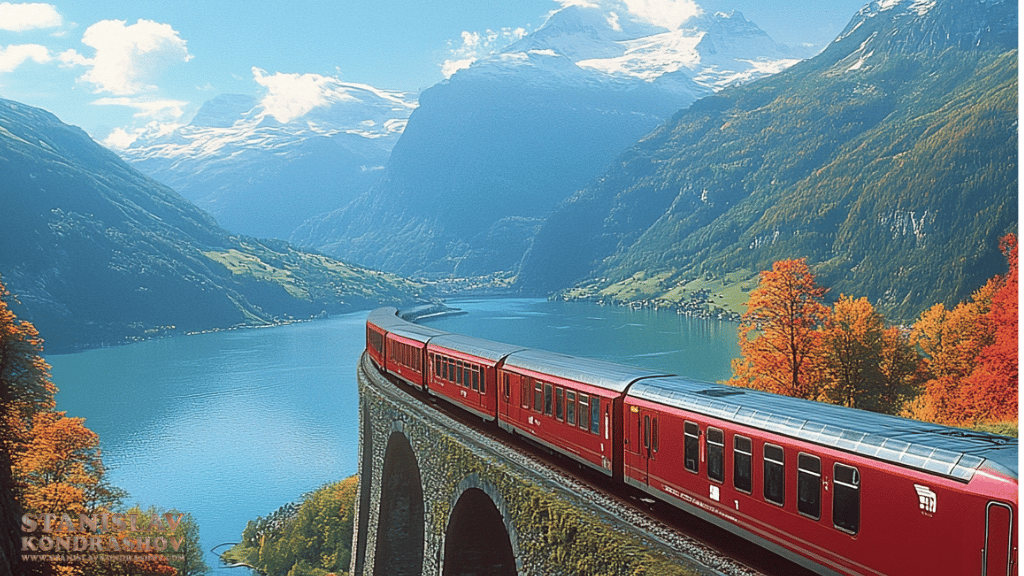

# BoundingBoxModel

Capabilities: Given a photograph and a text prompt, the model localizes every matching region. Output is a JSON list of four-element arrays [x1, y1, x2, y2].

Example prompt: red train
[[365, 307, 1018, 576]]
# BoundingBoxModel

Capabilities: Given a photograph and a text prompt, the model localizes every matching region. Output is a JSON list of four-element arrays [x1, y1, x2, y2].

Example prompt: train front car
[[499, 348, 669, 479], [366, 307, 403, 370], [372, 309, 449, 390], [624, 377, 1018, 576], [425, 334, 526, 422]]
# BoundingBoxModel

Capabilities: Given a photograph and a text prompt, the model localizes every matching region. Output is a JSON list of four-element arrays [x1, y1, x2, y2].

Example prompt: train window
[[479, 367, 485, 393], [684, 422, 700, 473], [472, 366, 480, 391], [707, 428, 725, 483], [434, 355, 441, 378], [798, 453, 821, 520], [644, 415, 651, 450], [590, 397, 600, 434], [502, 373, 510, 399], [534, 382, 543, 412], [578, 394, 590, 431], [566, 391, 577, 426], [734, 436, 752, 494], [764, 444, 785, 507], [544, 383, 553, 416], [457, 361, 464, 386], [833, 464, 861, 535], [521, 378, 530, 409], [555, 387, 564, 420]]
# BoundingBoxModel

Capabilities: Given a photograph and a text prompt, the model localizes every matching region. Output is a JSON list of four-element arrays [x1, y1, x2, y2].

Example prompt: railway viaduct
[[349, 351, 732, 576]]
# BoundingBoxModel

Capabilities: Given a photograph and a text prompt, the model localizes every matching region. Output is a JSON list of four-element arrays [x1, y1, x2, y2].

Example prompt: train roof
[[367, 307, 406, 330], [428, 333, 528, 362], [386, 322, 450, 344], [628, 377, 1017, 483], [504, 348, 670, 394]]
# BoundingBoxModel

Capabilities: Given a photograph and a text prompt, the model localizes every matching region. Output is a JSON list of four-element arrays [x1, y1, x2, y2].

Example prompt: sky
[[0, 0, 869, 146]]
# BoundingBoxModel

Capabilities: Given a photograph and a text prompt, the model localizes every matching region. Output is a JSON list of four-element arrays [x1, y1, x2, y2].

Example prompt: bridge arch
[[373, 424, 424, 576], [442, 474, 520, 576]]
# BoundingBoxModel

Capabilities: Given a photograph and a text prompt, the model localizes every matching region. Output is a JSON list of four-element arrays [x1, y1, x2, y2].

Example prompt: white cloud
[[252, 67, 359, 124], [102, 126, 141, 149], [441, 27, 528, 79], [0, 43, 50, 72], [60, 19, 192, 96], [441, 57, 475, 79], [0, 2, 62, 31], [555, 0, 601, 7], [102, 119, 181, 149], [91, 96, 189, 121], [621, 0, 701, 29]]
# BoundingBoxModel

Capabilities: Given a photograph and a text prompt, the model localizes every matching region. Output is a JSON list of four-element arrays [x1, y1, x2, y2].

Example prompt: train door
[[497, 370, 518, 433], [983, 501, 1015, 576], [630, 407, 658, 486]]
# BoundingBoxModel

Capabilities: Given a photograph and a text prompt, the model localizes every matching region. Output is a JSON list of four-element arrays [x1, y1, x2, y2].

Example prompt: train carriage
[[624, 377, 1018, 576], [366, 307, 405, 369], [426, 334, 526, 421], [377, 312, 448, 390], [364, 308, 1018, 576], [498, 348, 668, 477]]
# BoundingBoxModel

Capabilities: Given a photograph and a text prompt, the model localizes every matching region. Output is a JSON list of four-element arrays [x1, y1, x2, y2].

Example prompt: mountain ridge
[[515, 0, 1017, 322], [0, 97, 425, 352], [117, 82, 417, 240], [292, 2, 804, 278]]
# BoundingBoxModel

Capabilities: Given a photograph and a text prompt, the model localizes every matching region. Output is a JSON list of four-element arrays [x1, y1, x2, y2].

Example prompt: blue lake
[[47, 298, 741, 572]]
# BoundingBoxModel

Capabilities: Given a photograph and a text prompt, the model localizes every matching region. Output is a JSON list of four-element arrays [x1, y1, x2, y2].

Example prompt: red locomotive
[[365, 307, 1018, 576]]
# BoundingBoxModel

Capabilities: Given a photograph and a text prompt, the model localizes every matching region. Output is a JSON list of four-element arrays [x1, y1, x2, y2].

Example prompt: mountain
[[291, 3, 807, 279], [117, 84, 417, 240], [516, 0, 1017, 322], [0, 97, 427, 352]]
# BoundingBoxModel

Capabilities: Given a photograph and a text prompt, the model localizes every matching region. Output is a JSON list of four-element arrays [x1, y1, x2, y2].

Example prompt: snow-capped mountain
[[117, 83, 416, 239], [504, 6, 808, 89], [294, 2, 811, 279]]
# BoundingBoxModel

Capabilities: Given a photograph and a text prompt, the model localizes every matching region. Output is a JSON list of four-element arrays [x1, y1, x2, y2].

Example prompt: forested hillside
[[517, 0, 1017, 322], [0, 98, 427, 351]]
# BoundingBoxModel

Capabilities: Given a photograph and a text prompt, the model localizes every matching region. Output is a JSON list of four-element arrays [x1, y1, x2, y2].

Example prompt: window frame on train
[[833, 463, 861, 535], [707, 427, 725, 483], [684, 421, 700, 473], [733, 435, 753, 494], [763, 443, 786, 507], [797, 453, 822, 521]]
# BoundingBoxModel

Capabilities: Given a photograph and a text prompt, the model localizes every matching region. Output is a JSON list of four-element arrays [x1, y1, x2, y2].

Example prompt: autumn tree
[[0, 278, 57, 576], [817, 296, 920, 414], [906, 279, 996, 425], [909, 234, 1017, 426], [730, 259, 830, 399], [961, 234, 1018, 422]]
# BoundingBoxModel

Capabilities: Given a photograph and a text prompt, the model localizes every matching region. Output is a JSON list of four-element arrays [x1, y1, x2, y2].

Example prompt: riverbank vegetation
[[223, 476, 357, 576], [730, 234, 1017, 434], [0, 278, 208, 576]]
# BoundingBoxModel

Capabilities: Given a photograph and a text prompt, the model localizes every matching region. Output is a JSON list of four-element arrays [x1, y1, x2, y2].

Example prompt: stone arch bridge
[[349, 352, 732, 576]]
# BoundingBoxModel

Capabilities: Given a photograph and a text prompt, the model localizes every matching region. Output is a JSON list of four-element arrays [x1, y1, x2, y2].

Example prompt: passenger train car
[[365, 307, 1018, 576]]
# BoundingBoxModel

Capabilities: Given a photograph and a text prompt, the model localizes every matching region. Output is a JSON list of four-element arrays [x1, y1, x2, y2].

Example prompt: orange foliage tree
[[0, 279, 57, 575], [963, 234, 1018, 422], [908, 234, 1017, 426], [0, 279, 177, 576], [817, 296, 920, 414], [730, 258, 830, 399]]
